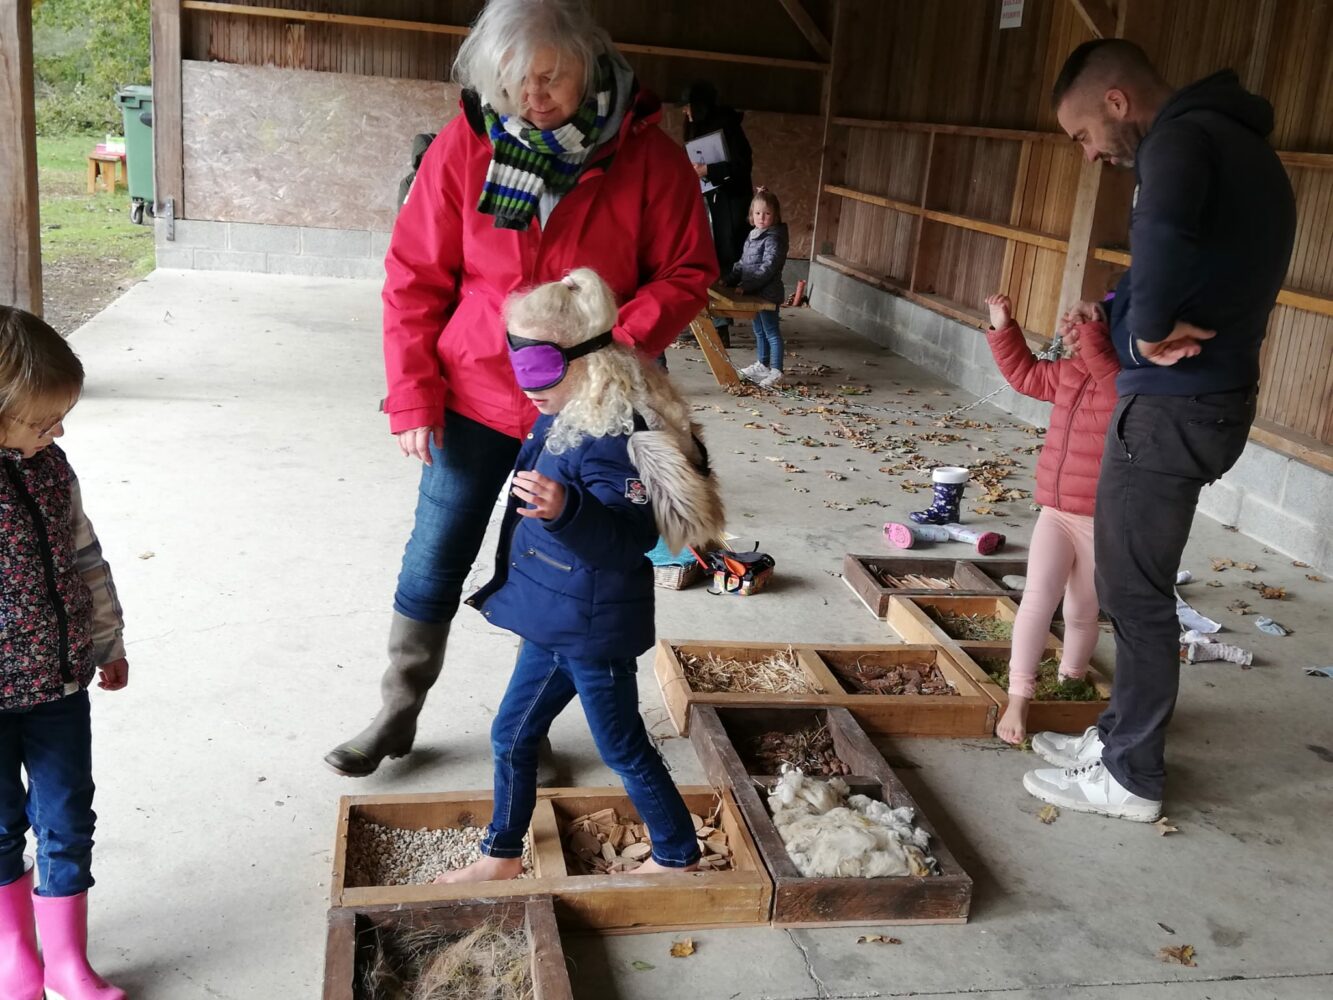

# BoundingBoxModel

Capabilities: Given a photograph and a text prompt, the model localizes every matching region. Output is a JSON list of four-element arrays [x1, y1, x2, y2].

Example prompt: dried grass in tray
[[679, 646, 818, 695]]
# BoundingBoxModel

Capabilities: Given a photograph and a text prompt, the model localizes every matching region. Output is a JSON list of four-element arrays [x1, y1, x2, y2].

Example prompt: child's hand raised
[[985, 294, 1012, 330], [513, 471, 566, 520]]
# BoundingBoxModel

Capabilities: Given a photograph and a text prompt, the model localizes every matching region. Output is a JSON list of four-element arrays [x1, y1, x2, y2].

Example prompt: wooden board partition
[[654, 639, 995, 738], [842, 553, 1028, 618], [330, 788, 770, 933], [324, 895, 573, 1000], [945, 641, 1112, 736], [689, 705, 971, 926]]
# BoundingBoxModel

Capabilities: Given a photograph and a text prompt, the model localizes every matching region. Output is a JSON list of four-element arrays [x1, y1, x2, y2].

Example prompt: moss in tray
[[977, 656, 1101, 702], [925, 608, 1014, 641]]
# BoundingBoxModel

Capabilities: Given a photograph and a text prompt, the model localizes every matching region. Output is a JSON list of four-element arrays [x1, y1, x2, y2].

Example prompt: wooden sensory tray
[[323, 894, 573, 1000], [654, 639, 995, 738], [689, 704, 972, 926], [330, 787, 771, 932], [842, 554, 1027, 618]]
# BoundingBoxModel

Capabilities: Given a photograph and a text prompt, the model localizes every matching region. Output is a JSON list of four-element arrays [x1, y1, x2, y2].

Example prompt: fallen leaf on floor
[[138, 551, 155, 560], [971, 505, 994, 515], [1154, 817, 1180, 836], [793, 487, 810, 493], [1038, 805, 1059, 824], [670, 939, 695, 958], [824, 501, 855, 511], [827, 472, 846, 481], [1159, 944, 1197, 967], [1210, 557, 1233, 572], [1157, 921, 1176, 935], [1306, 574, 1324, 583], [1227, 599, 1252, 615], [1293, 560, 1310, 568], [857, 935, 902, 945], [1206, 580, 1223, 588], [631, 960, 655, 971], [1258, 584, 1287, 600], [1223, 525, 1238, 532], [1237, 561, 1258, 572], [779, 463, 805, 474], [743, 422, 764, 429]]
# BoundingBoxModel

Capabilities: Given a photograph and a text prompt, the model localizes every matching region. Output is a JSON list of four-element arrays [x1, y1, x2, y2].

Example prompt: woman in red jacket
[[983, 292, 1120, 745], [325, 0, 717, 777]]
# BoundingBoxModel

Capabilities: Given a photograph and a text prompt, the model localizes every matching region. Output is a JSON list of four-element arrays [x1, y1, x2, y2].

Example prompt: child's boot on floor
[[0, 863, 44, 1000], [909, 467, 970, 525], [32, 890, 126, 1000], [883, 521, 950, 549], [941, 522, 1006, 555]]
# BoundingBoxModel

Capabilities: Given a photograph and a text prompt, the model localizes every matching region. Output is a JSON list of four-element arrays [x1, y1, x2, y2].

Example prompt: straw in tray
[[360, 918, 533, 1000], [926, 608, 1014, 641], [828, 657, 956, 696], [872, 569, 958, 590], [747, 722, 852, 776], [679, 646, 819, 694], [977, 655, 1101, 702]]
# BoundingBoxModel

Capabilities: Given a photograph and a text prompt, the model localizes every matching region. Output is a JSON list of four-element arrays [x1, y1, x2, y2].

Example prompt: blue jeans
[[394, 411, 522, 623], [0, 691, 96, 897], [753, 308, 783, 371], [484, 642, 700, 867]]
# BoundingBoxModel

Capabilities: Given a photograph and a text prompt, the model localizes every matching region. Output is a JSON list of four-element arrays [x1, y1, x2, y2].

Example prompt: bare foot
[[628, 856, 699, 875], [997, 697, 1029, 745], [432, 856, 524, 884]]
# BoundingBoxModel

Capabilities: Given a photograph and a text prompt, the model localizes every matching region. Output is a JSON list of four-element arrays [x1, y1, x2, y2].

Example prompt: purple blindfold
[[507, 330, 614, 391]]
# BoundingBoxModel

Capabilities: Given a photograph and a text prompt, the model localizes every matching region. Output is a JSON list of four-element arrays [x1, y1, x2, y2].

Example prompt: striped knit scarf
[[477, 57, 615, 230]]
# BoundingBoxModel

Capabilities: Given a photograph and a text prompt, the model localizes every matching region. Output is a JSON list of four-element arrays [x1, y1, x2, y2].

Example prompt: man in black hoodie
[[1022, 40, 1296, 822]]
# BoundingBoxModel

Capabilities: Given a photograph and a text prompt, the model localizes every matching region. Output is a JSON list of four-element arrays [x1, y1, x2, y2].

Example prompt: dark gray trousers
[[1094, 388, 1256, 799]]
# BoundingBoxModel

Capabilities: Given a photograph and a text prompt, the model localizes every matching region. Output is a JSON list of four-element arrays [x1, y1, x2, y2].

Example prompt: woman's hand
[[98, 658, 129, 691], [513, 470, 566, 520], [985, 294, 1012, 330], [693, 162, 709, 179], [398, 426, 444, 465]]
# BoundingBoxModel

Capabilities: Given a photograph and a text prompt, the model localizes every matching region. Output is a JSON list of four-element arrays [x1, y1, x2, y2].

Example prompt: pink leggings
[[1008, 506, 1099, 699]]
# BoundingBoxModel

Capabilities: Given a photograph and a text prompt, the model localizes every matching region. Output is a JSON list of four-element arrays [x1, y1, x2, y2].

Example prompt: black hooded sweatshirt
[[1116, 69, 1296, 396]]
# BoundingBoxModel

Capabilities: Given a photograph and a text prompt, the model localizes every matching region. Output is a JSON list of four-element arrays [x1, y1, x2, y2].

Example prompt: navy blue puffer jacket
[[468, 414, 660, 659]]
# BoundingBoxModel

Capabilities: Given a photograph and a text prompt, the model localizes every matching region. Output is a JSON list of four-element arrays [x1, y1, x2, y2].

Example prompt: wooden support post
[[776, 0, 832, 60], [151, 0, 184, 220], [1, 0, 42, 315], [1069, 0, 1117, 39], [809, 0, 845, 260], [1056, 158, 1104, 321]]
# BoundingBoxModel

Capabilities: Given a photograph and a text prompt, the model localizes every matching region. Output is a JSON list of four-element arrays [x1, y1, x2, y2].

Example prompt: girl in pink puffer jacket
[[984, 293, 1120, 744]]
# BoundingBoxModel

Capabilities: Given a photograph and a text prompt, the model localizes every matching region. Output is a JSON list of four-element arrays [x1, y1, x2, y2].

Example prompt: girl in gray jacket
[[725, 189, 789, 388]]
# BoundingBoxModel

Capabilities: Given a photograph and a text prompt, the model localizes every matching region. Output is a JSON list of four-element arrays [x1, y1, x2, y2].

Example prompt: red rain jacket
[[985, 320, 1121, 516], [381, 90, 718, 437]]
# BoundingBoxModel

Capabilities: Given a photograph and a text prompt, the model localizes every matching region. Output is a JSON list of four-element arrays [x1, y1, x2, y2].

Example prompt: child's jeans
[[484, 642, 700, 868], [0, 690, 96, 897], [1009, 507, 1099, 698], [753, 308, 783, 371]]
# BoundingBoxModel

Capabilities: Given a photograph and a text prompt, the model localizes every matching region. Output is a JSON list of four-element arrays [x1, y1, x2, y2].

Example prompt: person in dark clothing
[[1023, 40, 1296, 822], [683, 81, 754, 347]]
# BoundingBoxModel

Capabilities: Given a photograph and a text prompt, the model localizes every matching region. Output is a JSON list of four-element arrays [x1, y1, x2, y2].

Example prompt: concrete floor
[[53, 270, 1332, 998]]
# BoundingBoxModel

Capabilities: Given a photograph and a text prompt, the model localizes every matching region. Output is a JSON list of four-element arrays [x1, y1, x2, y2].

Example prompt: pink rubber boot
[[884, 521, 950, 549], [941, 523, 1006, 555], [0, 863, 44, 1000], [32, 890, 126, 1000]]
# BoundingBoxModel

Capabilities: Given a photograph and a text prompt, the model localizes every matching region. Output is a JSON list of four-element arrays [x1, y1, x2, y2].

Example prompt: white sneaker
[[1031, 726, 1103, 768], [759, 369, 784, 388], [740, 362, 769, 380], [1022, 760, 1162, 822]]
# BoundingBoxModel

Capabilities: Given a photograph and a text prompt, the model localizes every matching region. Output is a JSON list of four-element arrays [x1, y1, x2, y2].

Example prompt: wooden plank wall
[[826, 0, 1333, 450], [1, 0, 42, 315], [180, 0, 832, 114]]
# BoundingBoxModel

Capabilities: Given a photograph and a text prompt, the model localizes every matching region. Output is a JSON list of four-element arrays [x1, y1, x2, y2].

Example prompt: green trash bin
[[114, 85, 154, 224]]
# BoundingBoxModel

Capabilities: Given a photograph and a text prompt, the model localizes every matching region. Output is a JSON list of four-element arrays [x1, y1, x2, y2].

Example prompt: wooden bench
[[86, 150, 127, 195], [688, 284, 778, 387]]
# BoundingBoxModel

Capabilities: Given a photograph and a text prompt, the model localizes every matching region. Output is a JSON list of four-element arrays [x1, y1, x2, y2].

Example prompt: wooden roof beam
[[1069, 0, 1117, 39], [776, 0, 833, 61]]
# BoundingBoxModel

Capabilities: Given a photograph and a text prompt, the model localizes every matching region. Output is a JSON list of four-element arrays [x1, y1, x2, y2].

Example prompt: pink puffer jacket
[[985, 320, 1121, 516]]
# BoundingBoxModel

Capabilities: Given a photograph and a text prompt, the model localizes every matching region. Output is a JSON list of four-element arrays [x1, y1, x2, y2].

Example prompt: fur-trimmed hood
[[627, 413, 726, 554]]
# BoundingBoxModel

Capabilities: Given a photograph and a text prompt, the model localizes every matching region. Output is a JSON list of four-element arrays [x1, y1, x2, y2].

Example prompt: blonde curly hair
[[504, 268, 695, 455]]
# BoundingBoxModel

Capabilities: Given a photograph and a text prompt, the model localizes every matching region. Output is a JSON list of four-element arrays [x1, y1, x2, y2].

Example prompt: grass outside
[[38, 133, 155, 332]]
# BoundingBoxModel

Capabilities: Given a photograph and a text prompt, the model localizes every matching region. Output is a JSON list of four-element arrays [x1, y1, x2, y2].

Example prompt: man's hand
[[98, 658, 129, 691], [1062, 300, 1106, 327], [398, 426, 444, 465], [513, 471, 566, 520], [1137, 320, 1216, 366], [693, 162, 709, 180], [985, 294, 1012, 330]]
